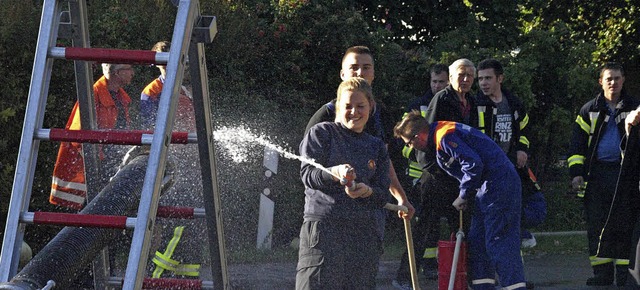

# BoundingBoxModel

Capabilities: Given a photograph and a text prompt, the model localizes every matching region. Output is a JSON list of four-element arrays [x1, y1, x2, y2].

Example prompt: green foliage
[[520, 0, 640, 64], [521, 234, 588, 255], [354, 0, 471, 48], [2, 0, 639, 261], [0, 0, 41, 231]]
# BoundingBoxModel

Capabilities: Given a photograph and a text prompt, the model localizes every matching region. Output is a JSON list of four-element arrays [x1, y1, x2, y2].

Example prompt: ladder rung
[[21, 208, 204, 228], [21, 212, 133, 229], [37, 129, 197, 145], [49, 47, 169, 65], [156, 206, 205, 219], [106, 277, 214, 289]]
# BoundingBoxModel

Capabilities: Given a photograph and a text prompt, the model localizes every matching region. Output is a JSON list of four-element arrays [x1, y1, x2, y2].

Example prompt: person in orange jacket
[[50, 62, 134, 209], [140, 40, 194, 131]]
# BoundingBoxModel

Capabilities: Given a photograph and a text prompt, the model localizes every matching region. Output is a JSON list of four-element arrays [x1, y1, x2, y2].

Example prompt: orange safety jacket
[[50, 76, 131, 209]]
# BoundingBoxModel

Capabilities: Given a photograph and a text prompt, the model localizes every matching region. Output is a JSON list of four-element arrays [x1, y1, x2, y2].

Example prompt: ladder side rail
[[0, 0, 61, 281], [122, 1, 198, 289], [189, 29, 231, 290]]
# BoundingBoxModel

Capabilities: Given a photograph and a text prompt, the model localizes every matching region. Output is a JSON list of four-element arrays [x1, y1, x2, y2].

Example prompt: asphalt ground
[[227, 252, 623, 290]]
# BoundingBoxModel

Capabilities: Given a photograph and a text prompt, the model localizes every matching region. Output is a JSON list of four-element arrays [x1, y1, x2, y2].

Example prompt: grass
[[227, 246, 298, 264], [380, 231, 589, 262], [522, 232, 588, 256], [225, 232, 588, 264]]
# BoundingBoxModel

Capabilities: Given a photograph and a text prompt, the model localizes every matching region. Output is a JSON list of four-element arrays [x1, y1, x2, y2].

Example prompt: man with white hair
[[50, 62, 134, 208], [393, 59, 477, 289]]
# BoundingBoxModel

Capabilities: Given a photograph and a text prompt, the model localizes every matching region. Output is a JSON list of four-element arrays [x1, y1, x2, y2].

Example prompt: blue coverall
[[428, 121, 525, 289]]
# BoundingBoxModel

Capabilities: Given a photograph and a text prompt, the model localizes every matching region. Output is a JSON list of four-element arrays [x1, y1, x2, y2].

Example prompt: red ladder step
[[49, 47, 169, 65], [37, 129, 197, 145], [21, 207, 205, 228]]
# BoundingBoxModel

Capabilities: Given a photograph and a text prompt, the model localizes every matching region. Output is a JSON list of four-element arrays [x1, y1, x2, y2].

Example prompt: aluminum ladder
[[0, 0, 229, 289]]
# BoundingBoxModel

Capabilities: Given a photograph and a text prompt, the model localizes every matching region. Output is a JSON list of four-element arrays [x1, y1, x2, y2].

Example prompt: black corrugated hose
[[0, 146, 174, 289]]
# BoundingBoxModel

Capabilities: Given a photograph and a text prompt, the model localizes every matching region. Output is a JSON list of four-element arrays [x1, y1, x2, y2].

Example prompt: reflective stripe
[[152, 226, 202, 278], [153, 226, 185, 278], [616, 259, 630, 266], [588, 112, 600, 147], [153, 251, 180, 272], [49, 188, 86, 205], [422, 247, 437, 259], [590, 255, 614, 266], [403, 146, 422, 178], [51, 176, 87, 192], [519, 135, 530, 148], [504, 282, 527, 290], [472, 278, 496, 285], [575, 115, 590, 134], [576, 181, 587, 198], [402, 146, 412, 159], [407, 165, 422, 178], [174, 263, 200, 277], [519, 113, 529, 130], [617, 111, 630, 123], [567, 154, 585, 167], [477, 106, 486, 133]]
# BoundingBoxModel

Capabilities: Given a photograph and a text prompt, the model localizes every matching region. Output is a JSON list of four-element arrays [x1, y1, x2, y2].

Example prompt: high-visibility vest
[[152, 226, 200, 278], [50, 76, 130, 209], [50, 102, 86, 209], [402, 110, 428, 179]]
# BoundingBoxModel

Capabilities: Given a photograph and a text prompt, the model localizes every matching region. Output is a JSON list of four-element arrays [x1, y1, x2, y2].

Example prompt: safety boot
[[616, 265, 629, 287], [586, 263, 614, 286]]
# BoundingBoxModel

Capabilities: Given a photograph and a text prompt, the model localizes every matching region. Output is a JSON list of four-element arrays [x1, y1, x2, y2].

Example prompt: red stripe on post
[[64, 47, 158, 65], [156, 206, 195, 219], [32, 212, 128, 228], [143, 278, 203, 290]]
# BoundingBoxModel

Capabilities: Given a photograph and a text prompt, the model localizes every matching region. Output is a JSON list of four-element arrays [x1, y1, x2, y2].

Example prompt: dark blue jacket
[[300, 122, 390, 221], [425, 121, 515, 200]]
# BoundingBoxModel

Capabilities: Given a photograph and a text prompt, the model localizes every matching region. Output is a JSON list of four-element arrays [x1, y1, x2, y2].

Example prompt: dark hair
[[430, 63, 449, 75], [477, 59, 504, 76], [600, 62, 624, 78], [342, 46, 374, 65]]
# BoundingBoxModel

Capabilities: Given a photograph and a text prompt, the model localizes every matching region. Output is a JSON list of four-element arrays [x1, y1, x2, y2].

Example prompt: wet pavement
[[227, 253, 624, 290]]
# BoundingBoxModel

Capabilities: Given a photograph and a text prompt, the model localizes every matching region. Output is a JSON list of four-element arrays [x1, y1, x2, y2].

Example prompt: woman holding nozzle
[[296, 77, 391, 290]]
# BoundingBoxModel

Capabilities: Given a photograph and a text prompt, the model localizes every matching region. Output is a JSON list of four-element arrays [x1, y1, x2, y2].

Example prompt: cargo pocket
[[296, 220, 324, 271]]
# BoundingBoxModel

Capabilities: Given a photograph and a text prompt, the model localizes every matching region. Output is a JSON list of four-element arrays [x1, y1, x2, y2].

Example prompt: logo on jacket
[[448, 141, 458, 148], [368, 159, 376, 170]]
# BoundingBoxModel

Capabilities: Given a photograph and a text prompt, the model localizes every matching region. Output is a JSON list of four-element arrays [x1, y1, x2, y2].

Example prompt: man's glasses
[[406, 134, 418, 146]]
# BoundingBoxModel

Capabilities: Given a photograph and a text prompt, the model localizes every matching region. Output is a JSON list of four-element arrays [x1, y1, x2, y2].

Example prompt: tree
[[520, 0, 640, 64]]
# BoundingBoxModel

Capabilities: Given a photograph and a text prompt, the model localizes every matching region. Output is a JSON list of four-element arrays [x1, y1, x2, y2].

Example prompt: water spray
[[214, 125, 354, 189]]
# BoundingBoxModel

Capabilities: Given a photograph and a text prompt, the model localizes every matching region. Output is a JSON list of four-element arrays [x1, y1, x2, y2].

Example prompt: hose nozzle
[[340, 168, 356, 190]]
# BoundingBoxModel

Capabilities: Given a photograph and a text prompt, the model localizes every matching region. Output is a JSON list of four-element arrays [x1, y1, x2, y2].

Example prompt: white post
[[257, 147, 278, 249]]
